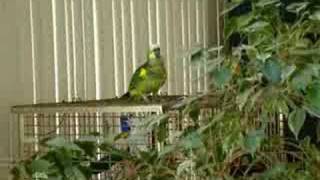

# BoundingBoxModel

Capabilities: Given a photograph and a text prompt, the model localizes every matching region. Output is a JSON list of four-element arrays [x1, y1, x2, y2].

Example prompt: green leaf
[[198, 111, 225, 134], [138, 150, 157, 164], [281, 65, 296, 82], [11, 164, 29, 179], [249, 88, 264, 110], [222, 131, 243, 154], [317, 122, 320, 143], [177, 160, 195, 176], [306, 64, 320, 77], [146, 114, 169, 129], [157, 120, 168, 143], [245, 21, 270, 32], [64, 167, 87, 180], [158, 145, 176, 157], [208, 46, 223, 52], [211, 67, 232, 88], [306, 83, 320, 110], [30, 159, 51, 173], [222, 0, 245, 15], [290, 69, 312, 91], [188, 103, 200, 121], [46, 137, 83, 152], [180, 132, 203, 150], [236, 14, 254, 29], [244, 129, 265, 155], [190, 48, 204, 62], [261, 164, 286, 179], [277, 99, 289, 117], [261, 59, 282, 84], [114, 132, 129, 141], [172, 95, 202, 109], [257, 53, 272, 61], [236, 86, 257, 110], [303, 105, 320, 119], [224, 17, 238, 39], [32, 172, 49, 179], [74, 140, 98, 158], [256, 0, 280, 7], [310, 11, 320, 21], [288, 108, 306, 139], [225, 13, 253, 39], [289, 48, 320, 56], [286, 2, 309, 14]]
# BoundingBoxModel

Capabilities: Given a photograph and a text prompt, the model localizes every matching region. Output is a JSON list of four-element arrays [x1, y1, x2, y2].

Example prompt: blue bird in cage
[[120, 115, 132, 132]]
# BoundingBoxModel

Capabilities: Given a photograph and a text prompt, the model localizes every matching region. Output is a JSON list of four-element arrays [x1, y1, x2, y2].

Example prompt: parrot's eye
[[153, 47, 160, 52], [153, 48, 161, 58]]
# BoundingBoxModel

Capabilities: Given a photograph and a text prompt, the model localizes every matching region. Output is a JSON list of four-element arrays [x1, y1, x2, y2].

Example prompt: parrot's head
[[148, 45, 161, 60]]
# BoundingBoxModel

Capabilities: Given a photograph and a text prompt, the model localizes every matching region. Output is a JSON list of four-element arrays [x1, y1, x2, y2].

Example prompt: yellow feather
[[148, 52, 156, 59], [139, 68, 147, 78]]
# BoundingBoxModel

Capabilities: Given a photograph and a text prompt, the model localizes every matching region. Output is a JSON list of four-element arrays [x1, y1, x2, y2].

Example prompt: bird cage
[[10, 95, 286, 179]]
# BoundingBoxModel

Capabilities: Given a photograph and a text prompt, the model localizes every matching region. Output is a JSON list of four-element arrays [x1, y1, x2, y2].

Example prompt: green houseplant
[[144, 0, 320, 178]]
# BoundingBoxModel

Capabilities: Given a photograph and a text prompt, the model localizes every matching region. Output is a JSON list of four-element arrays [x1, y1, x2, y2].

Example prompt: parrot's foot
[[159, 91, 168, 96], [142, 95, 151, 103]]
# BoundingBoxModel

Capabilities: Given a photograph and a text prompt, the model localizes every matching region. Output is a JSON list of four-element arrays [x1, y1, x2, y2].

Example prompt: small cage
[[11, 96, 286, 179]]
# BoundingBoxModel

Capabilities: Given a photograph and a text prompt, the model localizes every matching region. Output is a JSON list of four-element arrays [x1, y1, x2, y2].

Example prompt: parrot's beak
[[153, 47, 161, 58]]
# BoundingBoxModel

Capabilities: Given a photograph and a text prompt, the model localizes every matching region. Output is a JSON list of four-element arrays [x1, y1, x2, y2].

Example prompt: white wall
[[0, 0, 19, 178], [0, 0, 222, 178], [19, 0, 218, 104]]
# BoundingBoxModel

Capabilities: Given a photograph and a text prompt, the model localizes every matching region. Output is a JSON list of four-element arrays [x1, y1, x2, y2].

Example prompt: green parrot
[[122, 46, 167, 101]]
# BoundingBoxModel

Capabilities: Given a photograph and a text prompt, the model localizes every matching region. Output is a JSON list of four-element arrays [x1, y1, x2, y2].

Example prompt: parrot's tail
[[120, 92, 130, 98]]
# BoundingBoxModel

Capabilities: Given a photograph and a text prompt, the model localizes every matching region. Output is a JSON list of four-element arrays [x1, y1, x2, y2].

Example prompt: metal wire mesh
[[20, 112, 160, 159]]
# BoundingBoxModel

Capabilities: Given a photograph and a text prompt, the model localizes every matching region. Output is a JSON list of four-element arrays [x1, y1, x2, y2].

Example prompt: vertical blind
[[18, 0, 223, 104]]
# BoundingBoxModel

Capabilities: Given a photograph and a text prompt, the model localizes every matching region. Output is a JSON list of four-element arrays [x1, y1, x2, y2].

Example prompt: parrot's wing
[[128, 63, 149, 91]]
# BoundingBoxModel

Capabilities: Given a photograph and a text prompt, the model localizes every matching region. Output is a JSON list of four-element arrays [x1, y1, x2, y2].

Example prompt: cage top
[[11, 96, 185, 114], [11, 95, 219, 114]]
